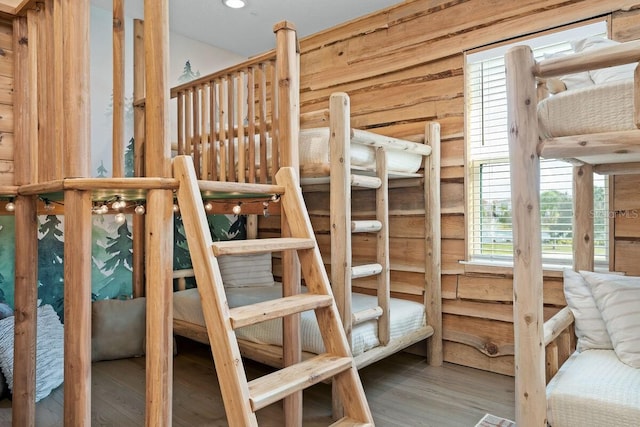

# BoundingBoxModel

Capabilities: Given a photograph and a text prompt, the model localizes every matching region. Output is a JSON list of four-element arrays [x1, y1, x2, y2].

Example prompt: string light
[[173, 203, 180, 213], [232, 202, 242, 215], [262, 201, 269, 218], [114, 212, 126, 224], [271, 194, 280, 203], [134, 204, 146, 215], [5, 198, 15, 212], [204, 201, 213, 212], [43, 198, 55, 211]]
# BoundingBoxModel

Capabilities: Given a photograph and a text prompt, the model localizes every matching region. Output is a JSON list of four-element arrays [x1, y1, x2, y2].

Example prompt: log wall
[[0, 20, 13, 186], [257, 0, 640, 375]]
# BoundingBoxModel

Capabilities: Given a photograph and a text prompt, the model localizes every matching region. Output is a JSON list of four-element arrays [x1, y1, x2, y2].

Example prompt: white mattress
[[538, 79, 635, 139], [299, 127, 423, 174], [173, 284, 426, 357], [547, 349, 640, 427]]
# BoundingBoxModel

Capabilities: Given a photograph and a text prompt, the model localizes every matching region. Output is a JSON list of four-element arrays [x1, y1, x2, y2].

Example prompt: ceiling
[[91, 0, 404, 57]]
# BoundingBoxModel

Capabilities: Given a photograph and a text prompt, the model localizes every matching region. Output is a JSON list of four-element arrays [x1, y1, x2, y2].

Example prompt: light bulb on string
[[5, 199, 15, 212], [173, 204, 180, 213], [262, 201, 269, 218], [43, 199, 55, 211], [232, 203, 242, 215], [271, 194, 280, 203], [134, 204, 145, 215], [204, 201, 213, 212], [115, 212, 126, 224]]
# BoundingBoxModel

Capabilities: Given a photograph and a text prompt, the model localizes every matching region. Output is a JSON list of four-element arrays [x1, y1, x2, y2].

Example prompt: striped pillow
[[582, 271, 640, 368], [563, 269, 612, 351], [217, 252, 275, 288]]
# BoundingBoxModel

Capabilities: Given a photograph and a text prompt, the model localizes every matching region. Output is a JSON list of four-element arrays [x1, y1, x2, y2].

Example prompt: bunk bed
[[506, 36, 640, 426], [167, 44, 442, 365]]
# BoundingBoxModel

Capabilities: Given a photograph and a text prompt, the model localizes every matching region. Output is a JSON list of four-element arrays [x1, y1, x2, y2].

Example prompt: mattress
[[546, 349, 640, 427], [299, 127, 424, 174], [173, 284, 426, 357], [538, 79, 635, 139]]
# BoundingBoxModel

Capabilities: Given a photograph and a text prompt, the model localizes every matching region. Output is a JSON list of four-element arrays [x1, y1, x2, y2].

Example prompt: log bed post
[[143, 0, 174, 425], [425, 121, 443, 366], [12, 14, 39, 426], [112, 0, 125, 178], [62, 0, 93, 424], [506, 45, 547, 426], [573, 164, 594, 272], [274, 20, 302, 427], [133, 18, 146, 297]]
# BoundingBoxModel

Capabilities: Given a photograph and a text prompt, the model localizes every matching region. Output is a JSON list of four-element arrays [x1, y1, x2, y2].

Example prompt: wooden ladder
[[330, 93, 391, 348], [173, 155, 374, 427]]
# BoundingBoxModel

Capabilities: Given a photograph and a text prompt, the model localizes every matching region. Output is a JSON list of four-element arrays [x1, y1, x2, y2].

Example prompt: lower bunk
[[543, 269, 640, 427], [173, 283, 434, 369]]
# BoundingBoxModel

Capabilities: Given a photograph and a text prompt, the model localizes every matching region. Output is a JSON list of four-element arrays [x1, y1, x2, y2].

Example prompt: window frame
[[464, 21, 611, 269]]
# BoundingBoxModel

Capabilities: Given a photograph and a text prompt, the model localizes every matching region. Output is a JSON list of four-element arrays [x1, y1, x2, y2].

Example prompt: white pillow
[[563, 269, 612, 351], [581, 270, 640, 368], [0, 304, 64, 402], [217, 252, 275, 288], [572, 37, 636, 84], [543, 52, 594, 92]]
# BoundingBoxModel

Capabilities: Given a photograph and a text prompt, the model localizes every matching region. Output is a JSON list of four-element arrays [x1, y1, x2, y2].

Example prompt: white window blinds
[[466, 23, 609, 267]]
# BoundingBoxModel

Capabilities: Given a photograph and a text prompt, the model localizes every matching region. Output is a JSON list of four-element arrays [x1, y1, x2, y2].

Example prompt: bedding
[[547, 349, 640, 427], [173, 284, 426, 357], [538, 79, 635, 140], [299, 128, 423, 174], [207, 127, 424, 176]]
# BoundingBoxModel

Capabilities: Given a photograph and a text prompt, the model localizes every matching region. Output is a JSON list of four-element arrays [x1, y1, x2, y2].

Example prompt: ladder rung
[[248, 354, 352, 411], [351, 263, 382, 279], [351, 220, 382, 233], [197, 180, 285, 195], [212, 237, 315, 256], [350, 174, 381, 189], [230, 294, 333, 329], [330, 417, 374, 427], [352, 306, 383, 326]]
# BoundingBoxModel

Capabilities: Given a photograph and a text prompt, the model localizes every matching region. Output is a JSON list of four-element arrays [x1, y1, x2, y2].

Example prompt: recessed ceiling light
[[222, 0, 246, 8]]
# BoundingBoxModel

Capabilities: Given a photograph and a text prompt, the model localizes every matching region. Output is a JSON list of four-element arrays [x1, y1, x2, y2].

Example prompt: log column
[[61, 0, 92, 425], [275, 21, 302, 427], [143, 1, 174, 425], [506, 45, 546, 427], [12, 14, 39, 427]]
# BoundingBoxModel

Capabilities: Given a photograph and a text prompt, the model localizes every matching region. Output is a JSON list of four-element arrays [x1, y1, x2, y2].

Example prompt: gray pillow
[[0, 304, 64, 402], [92, 298, 146, 362]]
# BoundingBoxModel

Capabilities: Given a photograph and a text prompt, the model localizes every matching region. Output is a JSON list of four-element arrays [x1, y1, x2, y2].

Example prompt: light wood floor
[[0, 338, 515, 426]]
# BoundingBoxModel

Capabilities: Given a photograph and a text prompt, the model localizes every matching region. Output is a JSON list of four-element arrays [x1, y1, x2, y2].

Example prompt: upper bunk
[[506, 37, 640, 174]]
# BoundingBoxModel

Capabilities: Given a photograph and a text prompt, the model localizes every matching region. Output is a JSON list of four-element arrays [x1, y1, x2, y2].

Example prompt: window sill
[[461, 260, 611, 278]]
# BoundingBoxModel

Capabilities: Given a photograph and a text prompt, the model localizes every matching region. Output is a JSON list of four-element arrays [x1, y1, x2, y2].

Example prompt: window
[[466, 22, 609, 267]]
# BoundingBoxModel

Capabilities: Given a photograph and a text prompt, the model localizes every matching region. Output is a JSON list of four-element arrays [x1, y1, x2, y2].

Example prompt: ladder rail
[[173, 155, 258, 427], [375, 146, 391, 345]]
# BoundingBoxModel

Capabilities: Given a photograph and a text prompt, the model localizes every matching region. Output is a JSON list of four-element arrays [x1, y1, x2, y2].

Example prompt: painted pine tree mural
[[96, 218, 133, 299], [0, 217, 14, 306], [97, 160, 108, 177], [178, 60, 201, 84], [38, 215, 65, 321], [125, 137, 135, 177]]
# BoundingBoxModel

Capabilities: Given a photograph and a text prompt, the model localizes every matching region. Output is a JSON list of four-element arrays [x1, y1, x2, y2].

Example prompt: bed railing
[[170, 22, 299, 184]]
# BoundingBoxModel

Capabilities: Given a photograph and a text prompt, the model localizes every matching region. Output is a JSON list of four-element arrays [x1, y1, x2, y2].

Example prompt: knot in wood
[[279, 77, 290, 88], [578, 140, 587, 146], [484, 342, 498, 355], [19, 37, 28, 46], [524, 314, 533, 324], [583, 234, 590, 243], [524, 98, 531, 106], [0, 49, 6, 56], [615, 149, 629, 154], [509, 124, 518, 137]]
